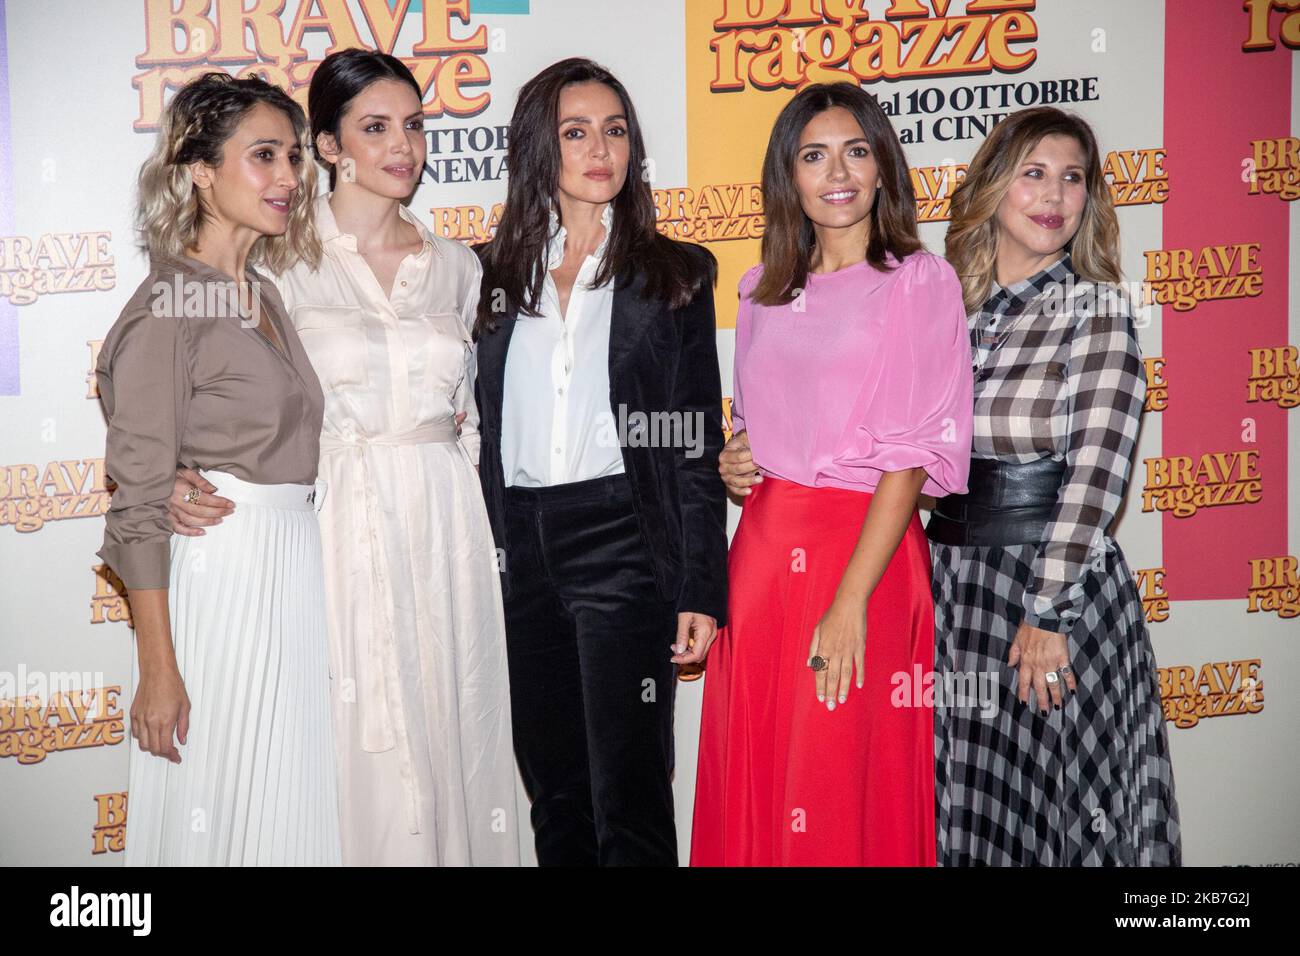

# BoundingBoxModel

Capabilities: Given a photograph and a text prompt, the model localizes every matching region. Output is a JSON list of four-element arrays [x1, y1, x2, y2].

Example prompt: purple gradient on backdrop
[[0, 0, 17, 395]]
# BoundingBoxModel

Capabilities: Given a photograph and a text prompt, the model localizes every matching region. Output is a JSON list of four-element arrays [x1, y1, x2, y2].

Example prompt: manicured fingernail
[[827, 700, 835, 711], [817, 694, 824, 702], [1053, 704, 1060, 711], [838, 695, 846, 704]]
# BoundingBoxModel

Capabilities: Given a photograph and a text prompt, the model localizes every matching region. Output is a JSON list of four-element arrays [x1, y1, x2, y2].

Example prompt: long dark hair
[[754, 83, 920, 306], [475, 57, 714, 336], [308, 48, 423, 191]]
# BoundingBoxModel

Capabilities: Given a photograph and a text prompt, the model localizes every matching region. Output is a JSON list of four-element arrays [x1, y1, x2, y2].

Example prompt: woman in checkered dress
[[928, 107, 1181, 865]]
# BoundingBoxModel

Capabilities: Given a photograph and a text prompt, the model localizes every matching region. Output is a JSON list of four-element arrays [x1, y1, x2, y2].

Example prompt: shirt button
[[554, 447, 562, 455], [400, 280, 407, 287], [557, 387, 565, 395]]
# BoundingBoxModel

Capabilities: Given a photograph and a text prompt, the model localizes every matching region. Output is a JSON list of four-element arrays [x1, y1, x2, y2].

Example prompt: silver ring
[[1059, 665, 1072, 675], [1045, 671, 1060, 684]]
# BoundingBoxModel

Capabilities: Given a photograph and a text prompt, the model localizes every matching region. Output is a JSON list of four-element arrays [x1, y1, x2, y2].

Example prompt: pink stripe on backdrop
[[1160, 1, 1291, 600]]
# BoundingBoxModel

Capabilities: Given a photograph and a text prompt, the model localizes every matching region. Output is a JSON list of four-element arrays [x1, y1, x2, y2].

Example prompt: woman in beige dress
[[169, 51, 518, 865]]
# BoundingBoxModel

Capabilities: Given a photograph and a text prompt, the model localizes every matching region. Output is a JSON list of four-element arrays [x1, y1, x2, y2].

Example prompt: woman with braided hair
[[165, 51, 519, 866], [97, 72, 341, 865]]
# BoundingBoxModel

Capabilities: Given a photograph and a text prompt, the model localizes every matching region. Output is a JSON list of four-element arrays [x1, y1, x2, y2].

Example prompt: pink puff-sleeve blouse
[[731, 249, 972, 498]]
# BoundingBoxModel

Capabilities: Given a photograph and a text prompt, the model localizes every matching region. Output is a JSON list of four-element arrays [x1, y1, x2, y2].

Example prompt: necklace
[[972, 288, 1045, 376]]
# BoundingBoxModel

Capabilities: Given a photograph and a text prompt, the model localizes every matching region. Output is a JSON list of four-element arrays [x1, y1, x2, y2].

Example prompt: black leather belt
[[926, 458, 1065, 547]]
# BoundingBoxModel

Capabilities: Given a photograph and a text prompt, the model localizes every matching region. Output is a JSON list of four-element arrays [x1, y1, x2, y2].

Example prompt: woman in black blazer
[[473, 58, 727, 866]]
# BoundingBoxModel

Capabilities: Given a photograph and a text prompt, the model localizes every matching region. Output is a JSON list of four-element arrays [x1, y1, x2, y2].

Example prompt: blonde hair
[[136, 72, 320, 274], [945, 107, 1120, 314]]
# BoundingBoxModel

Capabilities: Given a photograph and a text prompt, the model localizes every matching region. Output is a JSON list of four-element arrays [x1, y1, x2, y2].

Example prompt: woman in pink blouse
[[691, 83, 972, 866]]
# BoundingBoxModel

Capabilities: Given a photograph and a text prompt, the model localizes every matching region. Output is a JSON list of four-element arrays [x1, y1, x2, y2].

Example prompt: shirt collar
[[990, 251, 1072, 309], [546, 201, 614, 271], [315, 192, 440, 259]]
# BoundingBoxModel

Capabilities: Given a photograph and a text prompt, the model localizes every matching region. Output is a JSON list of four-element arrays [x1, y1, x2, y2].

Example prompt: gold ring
[[183, 488, 200, 505]]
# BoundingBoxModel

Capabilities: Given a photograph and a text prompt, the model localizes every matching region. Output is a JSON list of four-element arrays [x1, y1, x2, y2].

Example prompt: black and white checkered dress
[[931, 254, 1181, 866]]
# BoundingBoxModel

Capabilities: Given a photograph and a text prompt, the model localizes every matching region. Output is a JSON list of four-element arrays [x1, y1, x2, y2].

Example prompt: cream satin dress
[[276, 194, 518, 866]]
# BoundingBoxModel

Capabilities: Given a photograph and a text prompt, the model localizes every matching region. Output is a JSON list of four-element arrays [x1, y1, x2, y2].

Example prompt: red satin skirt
[[691, 476, 936, 866]]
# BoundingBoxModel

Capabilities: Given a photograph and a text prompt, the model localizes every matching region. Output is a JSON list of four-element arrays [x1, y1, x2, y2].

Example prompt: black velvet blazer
[[474, 241, 729, 626]]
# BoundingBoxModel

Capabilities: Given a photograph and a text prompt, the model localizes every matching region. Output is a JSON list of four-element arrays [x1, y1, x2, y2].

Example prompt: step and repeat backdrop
[[0, 0, 1296, 866]]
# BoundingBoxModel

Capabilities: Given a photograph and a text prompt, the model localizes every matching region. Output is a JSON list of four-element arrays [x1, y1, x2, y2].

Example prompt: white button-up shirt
[[501, 202, 625, 488], [276, 193, 482, 463]]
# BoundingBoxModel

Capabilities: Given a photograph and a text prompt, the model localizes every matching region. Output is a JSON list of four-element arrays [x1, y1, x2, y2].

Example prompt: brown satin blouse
[[96, 252, 325, 590]]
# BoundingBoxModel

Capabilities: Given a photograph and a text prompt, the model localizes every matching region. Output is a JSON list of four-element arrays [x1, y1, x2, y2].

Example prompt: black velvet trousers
[[503, 475, 679, 866]]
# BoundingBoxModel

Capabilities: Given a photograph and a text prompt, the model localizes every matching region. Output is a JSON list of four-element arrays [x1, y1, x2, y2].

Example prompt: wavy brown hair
[[136, 72, 320, 273], [474, 57, 714, 336], [754, 82, 920, 306], [945, 107, 1120, 314]]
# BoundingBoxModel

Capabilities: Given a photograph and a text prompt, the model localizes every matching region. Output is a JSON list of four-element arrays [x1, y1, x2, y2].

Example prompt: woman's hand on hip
[[671, 612, 718, 665], [168, 467, 234, 536], [1008, 622, 1078, 714], [808, 596, 866, 710], [719, 430, 762, 497]]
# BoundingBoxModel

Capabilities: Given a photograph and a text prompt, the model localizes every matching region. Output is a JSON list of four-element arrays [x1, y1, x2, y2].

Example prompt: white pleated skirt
[[124, 470, 342, 866]]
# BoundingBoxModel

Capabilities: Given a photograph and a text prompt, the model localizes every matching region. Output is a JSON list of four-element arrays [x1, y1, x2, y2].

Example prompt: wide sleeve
[[835, 252, 973, 497], [453, 248, 483, 465], [1021, 292, 1144, 633], [671, 246, 729, 625], [96, 294, 190, 590], [728, 264, 763, 436]]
